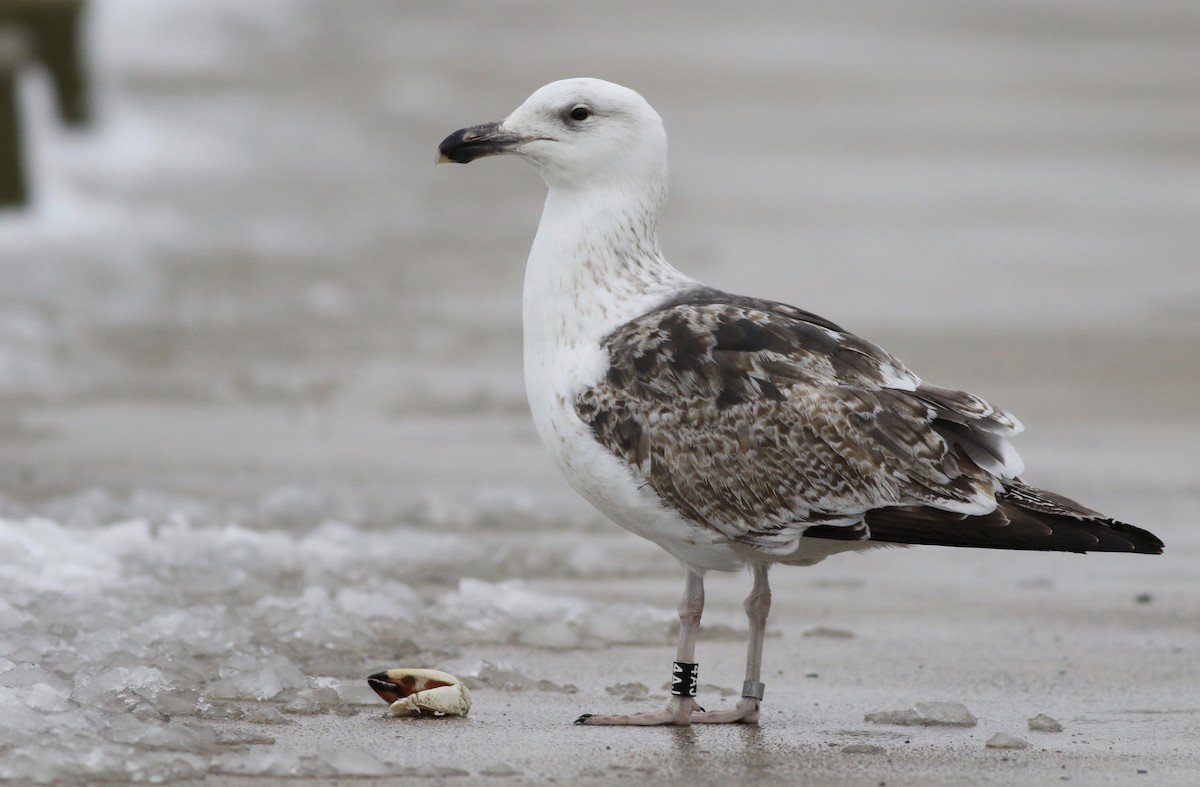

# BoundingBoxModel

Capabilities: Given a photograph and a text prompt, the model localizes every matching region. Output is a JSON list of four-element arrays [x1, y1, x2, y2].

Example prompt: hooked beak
[[437, 122, 528, 164]]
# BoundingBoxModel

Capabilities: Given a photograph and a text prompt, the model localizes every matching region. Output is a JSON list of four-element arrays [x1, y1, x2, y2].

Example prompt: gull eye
[[567, 105, 591, 122]]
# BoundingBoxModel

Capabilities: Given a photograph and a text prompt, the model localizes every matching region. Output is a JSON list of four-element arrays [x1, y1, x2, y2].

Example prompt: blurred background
[[0, 1, 1197, 783], [1, 0, 1198, 496]]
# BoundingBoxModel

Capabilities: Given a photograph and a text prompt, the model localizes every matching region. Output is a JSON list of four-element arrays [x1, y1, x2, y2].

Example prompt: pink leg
[[576, 563, 772, 726], [691, 562, 769, 724], [575, 569, 706, 725]]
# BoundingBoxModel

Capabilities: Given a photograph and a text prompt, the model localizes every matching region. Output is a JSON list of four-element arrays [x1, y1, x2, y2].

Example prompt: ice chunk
[[439, 658, 575, 693], [3, 662, 67, 693], [284, 685, 340, 714], [334, 583, 420, 621], [316, 746, 392, 776], [0, 598, 33, 629], [213, 751, 302, 776], [986, 732, 1031, 749], [436, 578, 674, 649], [21, 683, 72, 714], [438, 578, 591, 647], [328, 676, 380, 706], [841, 744, 887, 754], [457, 667, 527, 692], [803, 626, 855, 639], [257, 485, 330, 530], [0, 685, 54, 736], [913, 702, 978, 726], [607, 682, 650, 701], [72, 665, 170, 712], [1028, 713, 1063, 732], [865, 702, 977, 727], [153, 685, 205, 717], [584, 601, 674, 646], [863, 708, 923, 726], [210, 653, 310, 701], [213, 751, 278, 776], [122, 753, 208, 784], [101, 714, 219, 753], [414, 764, 471, 778], [241, 705, 291, 724], [129, 607, 249, 657], [214, 728, 276, 746]]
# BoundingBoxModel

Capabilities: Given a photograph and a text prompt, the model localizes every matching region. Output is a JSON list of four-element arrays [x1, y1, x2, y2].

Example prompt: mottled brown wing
[[575, 289, 1022, 552]]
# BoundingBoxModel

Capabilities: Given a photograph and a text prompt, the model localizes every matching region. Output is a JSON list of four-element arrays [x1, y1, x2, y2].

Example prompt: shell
[[367, 668, 472, 717]]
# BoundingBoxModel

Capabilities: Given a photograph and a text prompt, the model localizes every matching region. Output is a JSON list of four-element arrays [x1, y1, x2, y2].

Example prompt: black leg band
[[671, 661, 698, 697]]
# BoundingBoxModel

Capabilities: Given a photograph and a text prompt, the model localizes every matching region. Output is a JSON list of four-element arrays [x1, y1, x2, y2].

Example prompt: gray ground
[[0, 0, 1198, 784]]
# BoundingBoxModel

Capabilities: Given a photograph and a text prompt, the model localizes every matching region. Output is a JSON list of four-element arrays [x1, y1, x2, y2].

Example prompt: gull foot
[[575, 697, 699, 726], [690, 698, 760, 724], [574, 698, 759, 726]]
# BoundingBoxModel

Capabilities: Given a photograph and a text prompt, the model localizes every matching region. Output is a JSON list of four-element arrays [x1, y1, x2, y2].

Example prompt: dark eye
[[567, 105, 591, 122]]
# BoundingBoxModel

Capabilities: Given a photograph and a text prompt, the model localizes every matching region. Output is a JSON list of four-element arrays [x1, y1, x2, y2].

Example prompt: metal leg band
[[671, 661, 698, 697], [742, 680, 765, 700]]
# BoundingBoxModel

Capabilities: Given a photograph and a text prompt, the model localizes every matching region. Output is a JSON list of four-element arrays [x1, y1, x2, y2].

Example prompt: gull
[[436, 78, 1164, 726]]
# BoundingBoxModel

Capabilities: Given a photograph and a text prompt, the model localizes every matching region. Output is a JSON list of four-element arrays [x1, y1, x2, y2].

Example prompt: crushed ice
[[0, 502, 673, 782]]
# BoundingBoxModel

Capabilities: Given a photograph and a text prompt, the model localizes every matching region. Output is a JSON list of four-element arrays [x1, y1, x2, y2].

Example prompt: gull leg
[[691, 562, 770, 724], [575, 568, 705, 725]]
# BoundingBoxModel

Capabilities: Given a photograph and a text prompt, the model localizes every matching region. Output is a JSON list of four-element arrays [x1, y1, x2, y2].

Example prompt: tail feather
[[858, 481, 1163, 554]]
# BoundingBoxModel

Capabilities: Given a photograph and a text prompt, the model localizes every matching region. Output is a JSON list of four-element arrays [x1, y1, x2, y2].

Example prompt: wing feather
[[575, 288, 1020, 549]]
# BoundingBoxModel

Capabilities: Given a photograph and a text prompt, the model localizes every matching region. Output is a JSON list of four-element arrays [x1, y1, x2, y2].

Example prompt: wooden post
[[0, 26, 29, 206], [0, 0, 89, 127]]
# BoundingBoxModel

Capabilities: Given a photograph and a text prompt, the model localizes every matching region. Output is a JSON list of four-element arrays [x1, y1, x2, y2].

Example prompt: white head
[[438, 78, 668, 195]]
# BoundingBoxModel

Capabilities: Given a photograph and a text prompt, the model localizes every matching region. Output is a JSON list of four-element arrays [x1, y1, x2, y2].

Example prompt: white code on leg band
[[671, 661, 698, 697]]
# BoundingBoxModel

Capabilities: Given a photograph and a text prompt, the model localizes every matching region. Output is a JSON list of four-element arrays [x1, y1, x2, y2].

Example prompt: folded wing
[[575, 287, 1161, 556]]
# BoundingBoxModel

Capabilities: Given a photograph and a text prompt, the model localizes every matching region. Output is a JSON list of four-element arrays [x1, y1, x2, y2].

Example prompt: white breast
[[520, 189, 742, 572], [524, 336, 742, 572]]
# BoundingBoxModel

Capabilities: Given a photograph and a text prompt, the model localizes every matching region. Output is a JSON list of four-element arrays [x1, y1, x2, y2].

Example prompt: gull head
[[438, 78, 668, 192]]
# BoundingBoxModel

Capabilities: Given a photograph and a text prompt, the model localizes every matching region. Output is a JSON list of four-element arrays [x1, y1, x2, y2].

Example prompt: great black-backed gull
[[437, 78, 1164, 726]]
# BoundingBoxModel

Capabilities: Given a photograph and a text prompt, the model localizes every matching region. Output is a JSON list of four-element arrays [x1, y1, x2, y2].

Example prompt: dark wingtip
[[1102, 519, 1164, 555], [574, 714, 594, 725], [857, 483, 1166, 555]]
